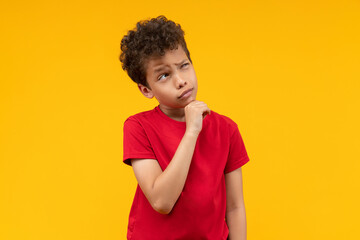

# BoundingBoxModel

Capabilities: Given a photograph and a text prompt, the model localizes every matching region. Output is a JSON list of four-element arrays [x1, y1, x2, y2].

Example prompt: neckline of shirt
[[154, 105, 212, 128], [154, 105, 187, 127]]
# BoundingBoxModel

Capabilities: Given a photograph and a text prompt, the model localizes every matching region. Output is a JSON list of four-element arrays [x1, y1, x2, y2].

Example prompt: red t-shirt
[[123, 106, 250, 240]]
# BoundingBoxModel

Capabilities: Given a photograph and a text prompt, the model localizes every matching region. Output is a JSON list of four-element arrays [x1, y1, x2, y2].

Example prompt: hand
[[184, 100, 211, 135]]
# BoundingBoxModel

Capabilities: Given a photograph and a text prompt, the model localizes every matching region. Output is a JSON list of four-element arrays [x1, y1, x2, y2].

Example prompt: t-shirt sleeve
[[224, 124, 250, 174], [123, 117, 156, 166]]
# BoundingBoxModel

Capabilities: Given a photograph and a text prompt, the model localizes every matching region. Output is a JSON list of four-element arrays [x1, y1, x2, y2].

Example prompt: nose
[[174, 73, 187, 89]]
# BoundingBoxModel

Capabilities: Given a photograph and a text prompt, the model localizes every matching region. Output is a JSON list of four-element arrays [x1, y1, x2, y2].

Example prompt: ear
[[138, 84, 154, 99]]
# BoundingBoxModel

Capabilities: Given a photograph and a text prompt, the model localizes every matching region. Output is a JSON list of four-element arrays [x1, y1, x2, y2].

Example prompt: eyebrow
[[153, 59, 188, 73]]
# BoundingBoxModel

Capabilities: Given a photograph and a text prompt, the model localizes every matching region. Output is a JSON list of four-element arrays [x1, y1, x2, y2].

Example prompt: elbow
[[152, 200, 174, 215], [154, 207, 172, 215]]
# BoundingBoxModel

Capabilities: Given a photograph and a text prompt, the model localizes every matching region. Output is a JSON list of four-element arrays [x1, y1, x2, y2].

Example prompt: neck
[[159, 104, 186, 122]]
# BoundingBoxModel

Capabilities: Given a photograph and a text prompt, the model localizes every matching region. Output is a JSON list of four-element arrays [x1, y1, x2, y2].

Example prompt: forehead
[[145, 47, 188, 73]]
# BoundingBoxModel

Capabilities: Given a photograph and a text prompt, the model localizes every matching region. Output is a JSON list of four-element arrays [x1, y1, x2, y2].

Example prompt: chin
[[182, 98, 196, 107]]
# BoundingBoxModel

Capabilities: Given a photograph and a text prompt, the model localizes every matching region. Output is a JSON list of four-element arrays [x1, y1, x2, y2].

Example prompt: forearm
[[151, 131, 198, 213], [226, 206, 247, 240]]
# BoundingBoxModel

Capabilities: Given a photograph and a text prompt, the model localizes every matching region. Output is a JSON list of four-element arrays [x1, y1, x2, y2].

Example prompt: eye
[[181, 62, 189, 68], [158, 73, 169, 81]]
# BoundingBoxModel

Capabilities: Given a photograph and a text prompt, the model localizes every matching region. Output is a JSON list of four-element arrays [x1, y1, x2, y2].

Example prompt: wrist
[[184, 130, 199, 138]]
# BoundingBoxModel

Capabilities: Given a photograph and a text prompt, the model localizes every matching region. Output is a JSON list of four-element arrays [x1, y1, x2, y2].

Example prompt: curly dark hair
[[119, 15, 192, 88]]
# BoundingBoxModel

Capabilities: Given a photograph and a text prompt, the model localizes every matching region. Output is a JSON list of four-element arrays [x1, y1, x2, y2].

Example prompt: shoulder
[[206, 110, 238, 131], [123, 108, 158, 140], [124, 107, 157, 125]]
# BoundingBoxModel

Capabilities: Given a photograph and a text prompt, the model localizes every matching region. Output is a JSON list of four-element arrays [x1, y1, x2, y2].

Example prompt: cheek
[[191, 74, 198, 86], [154, 87, 172, 99], [189, 69, 197, 81]]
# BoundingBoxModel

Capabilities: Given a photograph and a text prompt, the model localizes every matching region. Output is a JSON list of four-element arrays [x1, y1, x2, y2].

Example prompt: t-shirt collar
[[155, 105, 187, 127]]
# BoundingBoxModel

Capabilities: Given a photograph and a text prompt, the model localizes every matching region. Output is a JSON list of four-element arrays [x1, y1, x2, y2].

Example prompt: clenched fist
[[184, 101, 211, 135]]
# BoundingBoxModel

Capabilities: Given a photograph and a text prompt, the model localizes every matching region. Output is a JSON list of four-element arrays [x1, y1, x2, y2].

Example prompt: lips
[[178, 88, 193, 99]]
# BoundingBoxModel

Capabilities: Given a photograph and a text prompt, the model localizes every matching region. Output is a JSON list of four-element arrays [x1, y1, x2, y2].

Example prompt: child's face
[[139, 46, 198, 110]]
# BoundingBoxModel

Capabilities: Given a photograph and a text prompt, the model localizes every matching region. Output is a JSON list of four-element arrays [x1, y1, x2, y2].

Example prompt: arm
[[131, 131, 197, 214], [131, 101, 210, 214], [225, 167, 247, 240]]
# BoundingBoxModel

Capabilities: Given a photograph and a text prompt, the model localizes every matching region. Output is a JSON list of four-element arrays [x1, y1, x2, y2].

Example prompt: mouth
[[178, 88, 194, 99]]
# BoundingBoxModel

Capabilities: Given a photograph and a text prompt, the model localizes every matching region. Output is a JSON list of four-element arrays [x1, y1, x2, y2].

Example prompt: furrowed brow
[[153, 65, 167, 74], [175, 59, 188, 66], [152, 59, 188, 74]]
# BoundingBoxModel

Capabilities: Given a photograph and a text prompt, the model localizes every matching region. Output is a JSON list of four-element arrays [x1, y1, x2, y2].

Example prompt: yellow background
[[1, 0, 359, 239]]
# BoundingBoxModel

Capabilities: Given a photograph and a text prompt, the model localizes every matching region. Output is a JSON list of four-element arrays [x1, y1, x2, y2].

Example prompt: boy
[[120, 16, 250, 240]]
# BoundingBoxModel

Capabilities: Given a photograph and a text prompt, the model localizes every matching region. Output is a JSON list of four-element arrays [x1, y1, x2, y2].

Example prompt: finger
[[202, 107, 211, 118]]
